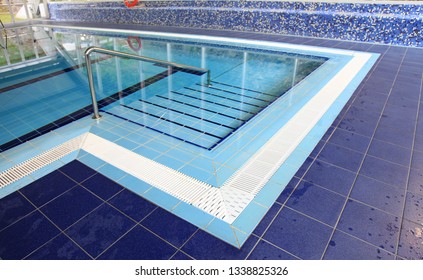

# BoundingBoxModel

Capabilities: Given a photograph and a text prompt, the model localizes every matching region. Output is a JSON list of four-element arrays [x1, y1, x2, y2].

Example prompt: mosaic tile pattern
[[48, 0, 423, 47]]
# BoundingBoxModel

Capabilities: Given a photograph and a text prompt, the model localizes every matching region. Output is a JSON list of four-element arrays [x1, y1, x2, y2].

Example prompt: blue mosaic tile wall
[[48, 1, 423, 47]]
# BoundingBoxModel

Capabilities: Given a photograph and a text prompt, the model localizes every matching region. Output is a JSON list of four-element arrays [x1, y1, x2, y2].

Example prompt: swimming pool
[[0, 25, 379, 247]]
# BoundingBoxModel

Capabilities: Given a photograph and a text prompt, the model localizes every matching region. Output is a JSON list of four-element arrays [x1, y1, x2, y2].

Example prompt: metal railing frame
[[84, 46, 211, 120]]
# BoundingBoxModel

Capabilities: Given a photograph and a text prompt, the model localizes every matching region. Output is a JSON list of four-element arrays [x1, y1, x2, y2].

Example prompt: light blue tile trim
[[233, 228, 249, 248], [0, 175, 33, 199], [117, 173, 153, 194], [58, 150, 80, 166], [172, 201, 215, 229], [97, 163, 128, 182], [205, 217, 238, 247], [231, 201, 268, 235], [77, 150, 107, 170], [254, 181, 287, 208], [143, 187, 182, 211]]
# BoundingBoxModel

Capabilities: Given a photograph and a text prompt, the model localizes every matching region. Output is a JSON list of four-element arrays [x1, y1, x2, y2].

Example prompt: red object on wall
[[124, 0, 138, 8], [127, 36, 142, 51]]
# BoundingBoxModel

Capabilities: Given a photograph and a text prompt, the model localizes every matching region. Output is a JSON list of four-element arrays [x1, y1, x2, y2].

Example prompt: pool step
[[102, 81, 276, 150], [0, 56, 72, 91]]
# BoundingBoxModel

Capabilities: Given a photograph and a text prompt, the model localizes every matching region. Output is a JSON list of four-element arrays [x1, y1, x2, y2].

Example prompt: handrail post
[[206, 70, 211, 87], [84, 46, 211, 120], [85, 47, 102, 120]]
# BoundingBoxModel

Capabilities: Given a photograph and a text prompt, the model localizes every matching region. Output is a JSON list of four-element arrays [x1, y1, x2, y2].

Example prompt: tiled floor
[[0, 23, 423, 260]]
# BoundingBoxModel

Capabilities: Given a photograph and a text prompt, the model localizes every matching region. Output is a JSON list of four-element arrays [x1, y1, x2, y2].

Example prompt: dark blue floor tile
[[337, 200, 400, 253], [0, 211, 60, 259], [327, 129, 371, 153], [40, 186, 103, 230], [20, 170, 77, 207], [253, 203, 282, 236], [338, 117, 378, 137], [364, 77, 393, 93], [317, 142, 364, 172], [25, 234, 91, 260], [372, 63, 398, 76], [368, 44, 390, 53], [357, 86, 389, 99], [108, 189, 157, 222], [418, 132, 423, 153], [309, 140, 325, 158], [81, 173, 123, 200], [350, 175, 405, 216], [293, 157, 313, 178], [397, 219, 423, 260], [411, 150, 423, 171], [374, 123, 414, 149], [302, 160, 356, 196], [247, 240, 299, 260], [404, 192, 423, 224], [343, 105, 381, 123], [181, 230, 258, 260], [323, 230, 394, 260], [141, 208, 198, 248], [98, 225, 177, 260], [383, 103, 418, 121], [0, 192, 35, 231], [408, 168, 423, 196], [275, 176, 299, 205], [59, 160, 96, 183], [360, 155, 409, 189], [321, 126, 335, 141], [390, 83, 421, 101], [171, 251, 194, 260], [387, 94, 419, 110], [65, 204, 135, 258], [367, 139, 411, 167], [286, 180, 345, 226], [263, 207, 332, 260]]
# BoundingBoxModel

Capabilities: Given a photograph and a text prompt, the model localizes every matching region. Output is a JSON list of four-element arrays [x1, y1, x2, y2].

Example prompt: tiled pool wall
[[48, 0, 423, 47]]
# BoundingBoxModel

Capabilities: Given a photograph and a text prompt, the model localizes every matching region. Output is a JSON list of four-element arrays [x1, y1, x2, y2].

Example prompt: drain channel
[[0, 134, 86, 188]]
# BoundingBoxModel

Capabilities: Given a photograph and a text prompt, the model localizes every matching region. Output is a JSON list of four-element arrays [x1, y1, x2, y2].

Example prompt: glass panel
[[4, 29, 23, 64]]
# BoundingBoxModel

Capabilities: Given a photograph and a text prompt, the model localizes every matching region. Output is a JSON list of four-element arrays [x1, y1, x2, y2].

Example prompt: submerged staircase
[[102, 81, 281, 150]]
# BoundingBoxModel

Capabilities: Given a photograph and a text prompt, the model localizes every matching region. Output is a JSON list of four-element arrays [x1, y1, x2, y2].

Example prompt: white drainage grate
[[81, 133, 212, 204], [220, 186, 254, 222], [0, 134, 87, 188], [193, 187, 227, 219]]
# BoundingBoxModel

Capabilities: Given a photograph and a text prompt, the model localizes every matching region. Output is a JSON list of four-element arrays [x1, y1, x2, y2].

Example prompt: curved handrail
[[84, 46, 211, 119]]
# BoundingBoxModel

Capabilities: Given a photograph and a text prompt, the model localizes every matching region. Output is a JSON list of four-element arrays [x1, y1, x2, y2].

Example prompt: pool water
[[0, 25, 379, 247], [0, 26, 326, 182]]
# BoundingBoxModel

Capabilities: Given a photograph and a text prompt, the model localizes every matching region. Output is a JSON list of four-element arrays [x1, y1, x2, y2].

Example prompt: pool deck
[[0, 22, 422, 260]]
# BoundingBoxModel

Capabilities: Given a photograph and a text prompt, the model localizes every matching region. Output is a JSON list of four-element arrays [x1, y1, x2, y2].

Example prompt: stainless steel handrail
[[84, 46, 211, 119]]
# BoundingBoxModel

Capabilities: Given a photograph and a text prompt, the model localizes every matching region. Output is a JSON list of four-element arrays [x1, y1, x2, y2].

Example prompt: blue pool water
[[0, 27, 325, 151], [0, 26, 328, 184]]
